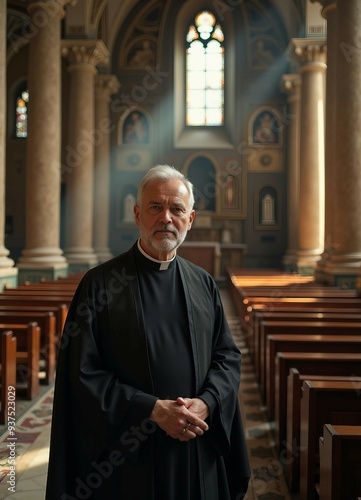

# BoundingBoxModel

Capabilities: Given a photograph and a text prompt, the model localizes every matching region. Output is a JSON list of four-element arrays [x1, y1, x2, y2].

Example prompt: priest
[[45, 164, 250, 500]]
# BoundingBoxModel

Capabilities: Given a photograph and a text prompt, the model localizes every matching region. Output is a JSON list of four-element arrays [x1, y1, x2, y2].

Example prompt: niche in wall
[[254, 185, 281, 230]]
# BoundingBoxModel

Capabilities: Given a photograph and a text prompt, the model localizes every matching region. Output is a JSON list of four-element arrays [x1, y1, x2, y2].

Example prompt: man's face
[[134, 178, 195, 260]]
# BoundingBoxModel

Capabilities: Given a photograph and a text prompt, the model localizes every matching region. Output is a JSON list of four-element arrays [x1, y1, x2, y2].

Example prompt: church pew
[[0, 331, 17, 425], [237, 286, 358, 300], [0, 295, 73, 307], [5, 283, 77, 292], [1, 289, 75, 297], [319, 424, 361, 500], [285, 369, 361, 492], [264, 333, 361, 417], [258, 318, 361, 385], [230, 289, 361, 332], [299, 380, 361, 500], [258, 320, 361, 398], [0, 311, 56, 384], [0, 303, 68, 339], [245, 307, 361, 359], [0, 322, 41, 400], [274, 352, 361, 451]]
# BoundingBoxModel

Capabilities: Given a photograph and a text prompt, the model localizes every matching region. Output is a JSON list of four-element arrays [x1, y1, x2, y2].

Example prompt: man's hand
[[176, 397, 210, 421], [150, 398, 209, 441]]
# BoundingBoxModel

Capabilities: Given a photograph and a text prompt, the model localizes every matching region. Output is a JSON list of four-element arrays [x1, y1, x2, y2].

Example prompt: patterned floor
[[221, 290, 292, 500], [0, 289, 292, 499]]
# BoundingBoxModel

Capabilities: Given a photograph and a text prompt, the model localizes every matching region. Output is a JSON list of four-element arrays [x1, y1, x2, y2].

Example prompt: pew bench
[[265, 333, 361, 417], [0, 295, 73, 307], [319, 424, 361, 500], [274, 352, 361, 451], [258, 319, 361, 387], [0, 322, 41, 401], [0, 303, 68, 339], [243, 305, 361, 364], [285, 369, 361, 492], [235, 294, 361, 328], [1, 289, 75, 298], [0, 330, 17, 424], [300, 380, 361, 500], [0, 311, 56, 384]]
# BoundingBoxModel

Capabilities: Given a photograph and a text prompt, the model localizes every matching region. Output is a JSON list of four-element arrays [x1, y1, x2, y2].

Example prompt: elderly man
[[45, 164, 250, 500]]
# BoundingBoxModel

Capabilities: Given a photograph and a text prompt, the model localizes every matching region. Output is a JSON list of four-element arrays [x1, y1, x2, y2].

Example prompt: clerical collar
[[137, 239, 176, 270]]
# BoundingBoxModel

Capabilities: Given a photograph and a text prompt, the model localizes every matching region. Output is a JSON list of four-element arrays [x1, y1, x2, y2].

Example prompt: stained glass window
[[16, 90, 29, 138], [186, 11, 224, 126]]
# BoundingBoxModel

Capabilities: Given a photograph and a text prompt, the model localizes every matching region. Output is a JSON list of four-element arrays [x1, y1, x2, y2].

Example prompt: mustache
[[153, 224, 178, 235]]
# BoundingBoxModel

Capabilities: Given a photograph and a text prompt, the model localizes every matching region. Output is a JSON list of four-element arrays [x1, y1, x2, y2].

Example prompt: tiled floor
[[0, 289, 292, 500]]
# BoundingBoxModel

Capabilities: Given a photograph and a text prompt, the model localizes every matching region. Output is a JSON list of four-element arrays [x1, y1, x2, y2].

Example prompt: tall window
[[186, 11, 224, 126], [15, 89, 29, 138]]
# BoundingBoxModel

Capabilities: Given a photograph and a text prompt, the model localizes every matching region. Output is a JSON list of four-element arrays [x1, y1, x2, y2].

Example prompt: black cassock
[[45, 242, 250, 500]]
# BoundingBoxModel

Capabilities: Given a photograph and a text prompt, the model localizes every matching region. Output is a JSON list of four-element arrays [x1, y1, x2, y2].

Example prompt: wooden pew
[[274, 352, 361, 451], [243, 307, 361, 360], [265, 334, 361, 417], [1, 289, 75, 297], [234, 294, 361, 331], [257, 319, 361, 386], [0, 311, 56, 384], [319, 424, 361, 500], [0, 322, 41, 400], [0, 303, 68, 338], [0, 330, 17, 424], [0, 295, 73, 307], [285, 369, 361, 492], [6, 283, 77, 292], [299, 380, 361, 500]]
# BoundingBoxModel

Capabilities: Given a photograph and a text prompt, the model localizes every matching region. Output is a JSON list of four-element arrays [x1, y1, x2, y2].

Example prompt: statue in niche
[[123, 111, 149, 144], [123, 193, 136, 223], [225, 175, 236, 208], [261, 194, 275, 225], [128, 40, 155, 68]]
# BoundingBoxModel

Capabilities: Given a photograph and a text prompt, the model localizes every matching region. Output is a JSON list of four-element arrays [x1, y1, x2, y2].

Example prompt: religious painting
[[127, 40, 156, 69], [122, 111, 149, 145], [250, 37, 279, 68], [251, 110, 280, 146]]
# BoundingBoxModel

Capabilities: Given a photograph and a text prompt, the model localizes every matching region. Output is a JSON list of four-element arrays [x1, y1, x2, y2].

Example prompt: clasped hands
[[150, 396, 209, 442]]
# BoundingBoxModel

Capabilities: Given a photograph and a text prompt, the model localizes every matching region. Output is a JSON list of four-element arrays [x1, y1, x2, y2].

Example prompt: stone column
[[93, 74, 120, 263], [62, 40, 109, 273], [292, 39, 327, 275], [0, 0, 17, 287], [18, 0, 72, 283], [281, 74, 301, 272], [313, 1, 338, 283], [323, 0, 361, 289]]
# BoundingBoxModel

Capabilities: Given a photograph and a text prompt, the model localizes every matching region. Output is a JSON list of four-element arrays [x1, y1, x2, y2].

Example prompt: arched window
[[15, 89, 29, 138], [186, 11, 224, 127]]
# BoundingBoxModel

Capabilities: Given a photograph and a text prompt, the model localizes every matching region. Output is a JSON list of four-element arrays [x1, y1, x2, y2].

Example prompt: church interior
[[1, 0, 361, 499]]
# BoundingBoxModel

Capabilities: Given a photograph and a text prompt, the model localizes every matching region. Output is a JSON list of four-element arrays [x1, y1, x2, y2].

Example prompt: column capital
[[62, 39, 109, 69], [292, 38, 327, 69], [310, 0, 336, 19], [95, 74, 121, 99], [280, 74, 302, 96], [27, 0, 77, 20]]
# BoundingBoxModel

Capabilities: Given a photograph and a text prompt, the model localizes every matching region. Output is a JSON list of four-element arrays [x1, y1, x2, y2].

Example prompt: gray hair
[[137, 164, 195, 210]]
